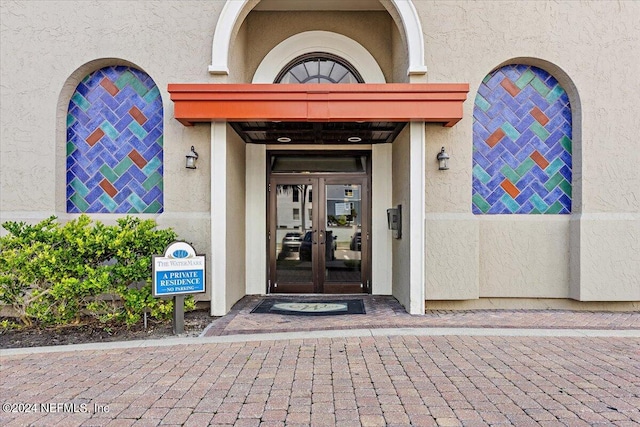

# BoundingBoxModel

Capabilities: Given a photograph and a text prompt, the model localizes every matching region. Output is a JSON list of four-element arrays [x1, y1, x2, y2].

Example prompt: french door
[[268, 175, 370, 293]]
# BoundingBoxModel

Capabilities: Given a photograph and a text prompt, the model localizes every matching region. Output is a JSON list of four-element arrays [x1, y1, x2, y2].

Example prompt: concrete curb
[[2, 327, 639, 357]]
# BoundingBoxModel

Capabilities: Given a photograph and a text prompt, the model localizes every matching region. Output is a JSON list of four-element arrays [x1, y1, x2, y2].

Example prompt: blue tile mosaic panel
[[472, 65, 572, 214], [66, 66, 163, 213]]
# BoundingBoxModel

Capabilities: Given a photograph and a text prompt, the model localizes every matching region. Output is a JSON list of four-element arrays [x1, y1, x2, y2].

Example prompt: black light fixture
[[185, 146, 199, 169], [437, 147, 450, 170]]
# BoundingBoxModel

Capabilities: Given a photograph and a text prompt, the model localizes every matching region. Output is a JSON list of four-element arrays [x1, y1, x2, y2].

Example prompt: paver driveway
[[1, 329, 639, 426]]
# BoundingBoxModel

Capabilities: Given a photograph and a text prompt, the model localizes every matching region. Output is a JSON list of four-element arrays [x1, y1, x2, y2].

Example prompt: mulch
[[0, 309, 215, 349]]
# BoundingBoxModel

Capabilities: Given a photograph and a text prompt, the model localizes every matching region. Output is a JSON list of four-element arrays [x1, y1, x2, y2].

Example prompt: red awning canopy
[[168, 83, 469, 127]]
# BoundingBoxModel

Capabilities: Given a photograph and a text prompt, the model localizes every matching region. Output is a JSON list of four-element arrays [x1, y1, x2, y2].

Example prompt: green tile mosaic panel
[[67, 66, 163, 213], [473, 65, 572, 214]]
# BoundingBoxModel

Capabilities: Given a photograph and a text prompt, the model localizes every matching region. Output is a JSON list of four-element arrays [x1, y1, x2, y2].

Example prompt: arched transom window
[[275, 53, 364, 84]]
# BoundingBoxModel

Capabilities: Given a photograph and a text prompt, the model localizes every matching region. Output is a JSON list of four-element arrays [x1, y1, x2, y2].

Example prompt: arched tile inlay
[[66, 66, 163, 213], [472, 65, 572, 214]]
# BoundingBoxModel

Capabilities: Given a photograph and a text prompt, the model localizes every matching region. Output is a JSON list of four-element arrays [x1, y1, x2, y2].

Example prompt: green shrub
[[0, 215, 194, 328]]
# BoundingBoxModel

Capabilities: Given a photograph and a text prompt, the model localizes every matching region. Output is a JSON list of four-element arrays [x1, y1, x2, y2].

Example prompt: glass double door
[[269, 175, 369, 293]]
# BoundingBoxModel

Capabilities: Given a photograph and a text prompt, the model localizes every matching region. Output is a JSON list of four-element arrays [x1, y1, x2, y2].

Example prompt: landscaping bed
[[0, 309, 214, 349]]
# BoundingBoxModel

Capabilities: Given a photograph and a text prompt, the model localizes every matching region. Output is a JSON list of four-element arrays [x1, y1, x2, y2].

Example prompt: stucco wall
[[418, 0, 640, 302], [371, 144, 393, 295], [424, 122, 480, 300], [0, 0, 220, 253], [391, 126, 411, 309], [225, 126, 247, 311], [478, 218, 570, 298], [1, 0, 638, 308], [577, 216, 640, 301], [242, 11, 395, 82]]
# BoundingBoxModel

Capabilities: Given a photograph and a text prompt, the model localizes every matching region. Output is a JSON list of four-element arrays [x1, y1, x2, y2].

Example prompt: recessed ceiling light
[[277, 137, 292, 143], [348, 136, 362, 142]]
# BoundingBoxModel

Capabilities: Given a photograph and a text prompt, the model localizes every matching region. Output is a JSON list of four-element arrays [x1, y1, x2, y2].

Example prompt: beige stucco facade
[[1, 0, 638, 314]]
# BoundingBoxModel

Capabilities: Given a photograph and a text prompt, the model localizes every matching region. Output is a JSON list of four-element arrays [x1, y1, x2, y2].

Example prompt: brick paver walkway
[[1, 296, 639, 426], [2, 334, 639, 426]]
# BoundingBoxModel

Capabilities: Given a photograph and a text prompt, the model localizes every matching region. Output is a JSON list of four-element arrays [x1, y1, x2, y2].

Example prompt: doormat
[[251, 299, 365, 316]]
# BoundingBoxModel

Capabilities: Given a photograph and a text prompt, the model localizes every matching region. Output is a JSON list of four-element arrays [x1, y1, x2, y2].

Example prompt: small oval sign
[[172, 249, 189, 258], [163, 242, 196, 259]]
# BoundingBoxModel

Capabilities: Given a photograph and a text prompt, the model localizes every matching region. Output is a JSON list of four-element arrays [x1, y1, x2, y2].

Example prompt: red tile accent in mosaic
[[99, 179, 118, 198], [530, 150, 549, 170], [86, 128, 105, 147], [100, 78, 119, 97], [129, 106, 148, 125], [500, 78, 520, 97], [500, 179, 520, 198], [472, 65, 572, 214], [486, 128, 505, 148], [530, 106, 550, 126], [67, 66, 163, 214], [128, 149, 147, 169]]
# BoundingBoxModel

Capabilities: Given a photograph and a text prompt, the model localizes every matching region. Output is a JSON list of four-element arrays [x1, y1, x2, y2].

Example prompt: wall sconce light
[[185, 146, 199, 169], [437, 147, 450, 170]]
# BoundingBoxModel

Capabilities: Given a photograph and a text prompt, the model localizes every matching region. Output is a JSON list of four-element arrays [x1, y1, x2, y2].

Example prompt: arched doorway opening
[[168, 1, 469, 315]]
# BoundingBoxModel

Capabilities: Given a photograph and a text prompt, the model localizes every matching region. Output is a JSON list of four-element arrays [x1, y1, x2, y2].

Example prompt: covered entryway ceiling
[[229, 121, 406, 144], [168, 83, 469, 143]]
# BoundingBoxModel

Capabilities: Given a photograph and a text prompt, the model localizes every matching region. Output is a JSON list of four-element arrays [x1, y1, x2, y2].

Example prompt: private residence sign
[[153, 242, 206, 297]]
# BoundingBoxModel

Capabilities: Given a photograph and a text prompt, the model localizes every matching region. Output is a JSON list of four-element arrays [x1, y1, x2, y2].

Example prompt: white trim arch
[[391, 0, 427, 75], [208, 0, 249, 75], [209, 0, 426, 76], [253, 31, 385, 83]]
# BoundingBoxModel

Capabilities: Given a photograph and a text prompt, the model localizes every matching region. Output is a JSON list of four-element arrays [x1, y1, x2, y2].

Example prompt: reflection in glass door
[[269, 175, 369, 294], [324, 183, 362, 293], [272, 179, 315, 293]]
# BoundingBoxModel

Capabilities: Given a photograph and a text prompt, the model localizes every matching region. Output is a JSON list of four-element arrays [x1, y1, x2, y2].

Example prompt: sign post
[[153, 242, 206, 334], [173, 295, 185, 334]]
